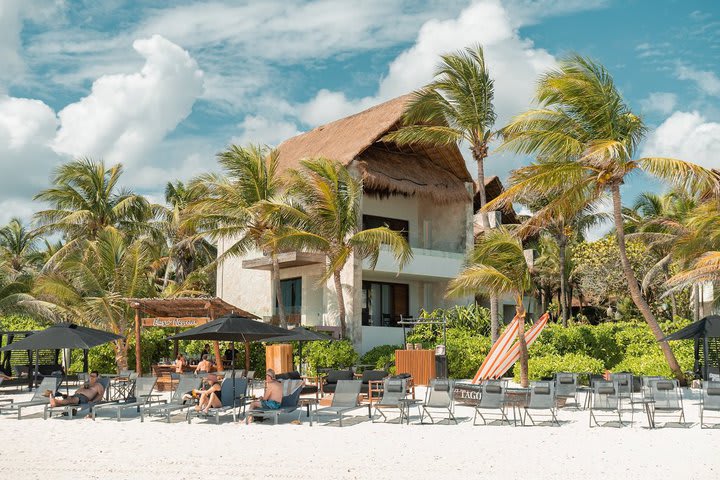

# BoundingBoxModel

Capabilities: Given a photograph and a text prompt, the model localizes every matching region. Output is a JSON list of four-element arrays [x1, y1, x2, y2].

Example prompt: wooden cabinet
[[395, 349, 436, 385], [266, 343, 293, 374]]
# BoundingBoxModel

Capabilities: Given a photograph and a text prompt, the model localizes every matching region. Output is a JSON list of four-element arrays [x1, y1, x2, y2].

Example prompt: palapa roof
[[124, 297, 259, 319], [276, 94, 473, 204], [473, 176, 519, 225]]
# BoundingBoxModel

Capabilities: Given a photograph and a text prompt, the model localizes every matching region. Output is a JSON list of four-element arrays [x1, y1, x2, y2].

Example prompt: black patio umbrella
[[662, 315, 720, 379], [0, 322, 123, 390], [167, 314, 292, 399], [262, 326, 333, 374]]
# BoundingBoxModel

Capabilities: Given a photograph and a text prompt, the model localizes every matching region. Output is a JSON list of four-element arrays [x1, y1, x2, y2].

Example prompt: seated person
[[194, 354, 213, 374], [175, 354, 187, 374], [200, 344, 211, 356], [250, 369, 283, 411], [195, 373, 222, 414], [224, 345, 236, 364], [48, 371, 104, 407]]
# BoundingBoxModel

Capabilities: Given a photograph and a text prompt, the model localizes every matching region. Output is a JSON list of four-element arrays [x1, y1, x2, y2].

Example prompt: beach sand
[[2, 386, 718, 480]]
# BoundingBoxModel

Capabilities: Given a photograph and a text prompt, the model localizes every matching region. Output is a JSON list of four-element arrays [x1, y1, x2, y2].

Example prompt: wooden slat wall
[[395, 349, 436, 386]]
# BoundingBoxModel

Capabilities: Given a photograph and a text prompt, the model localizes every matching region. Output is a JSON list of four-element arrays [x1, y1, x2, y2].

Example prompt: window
[[361, 281, 409, 327], [363, 215, 409, 240], [275, 277, 301, 315]]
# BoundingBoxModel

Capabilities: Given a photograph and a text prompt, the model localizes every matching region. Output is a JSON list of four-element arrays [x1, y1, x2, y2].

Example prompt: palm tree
[[0, 263, 55, 320], [0, 218, 40, 273], [382, 43, 503, 341], [447, 228, 533, 386], [187, 144, 291, 327], [33, 157, 153, 250], [34, 228, 155, 371], [490, 55, 719, 381], [278, 157, 413, 338]]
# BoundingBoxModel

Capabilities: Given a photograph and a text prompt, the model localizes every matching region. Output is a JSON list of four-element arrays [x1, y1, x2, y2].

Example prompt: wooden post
[[209, 306, 223, 372], [245, 341, 251, 372], [134, 307, 142, 375]]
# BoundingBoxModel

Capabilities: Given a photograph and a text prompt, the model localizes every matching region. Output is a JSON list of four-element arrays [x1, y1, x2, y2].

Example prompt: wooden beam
[[134, 308, 142, 375]]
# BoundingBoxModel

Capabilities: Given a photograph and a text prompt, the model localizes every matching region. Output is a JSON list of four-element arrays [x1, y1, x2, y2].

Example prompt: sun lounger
[[420, 378, 456, 424], [523, 381, 559, 426], [473, 379, 510, 426], [141, 376, 200, 423], [316, 380, 362, 427], [372, 378, 408, 423], [0, 377, 60, 419], [92, 377, 163, 421], [245, 380, 305, 425], [187, 377, 248, 424], [44, 377, 111, 419], [589, 380, 622, 427]]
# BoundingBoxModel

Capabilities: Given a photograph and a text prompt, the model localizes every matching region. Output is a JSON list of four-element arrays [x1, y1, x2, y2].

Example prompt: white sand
[[2, 386, 719, 480]]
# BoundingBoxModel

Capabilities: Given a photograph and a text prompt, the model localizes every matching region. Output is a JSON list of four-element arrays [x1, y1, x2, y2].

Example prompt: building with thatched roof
[[217, 95, 516, 352]]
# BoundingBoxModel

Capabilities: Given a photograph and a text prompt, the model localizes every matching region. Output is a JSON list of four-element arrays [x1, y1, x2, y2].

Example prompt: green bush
[[360, 344, 401, 370], [304, 340, 358, 375], [519, 353, 605, 382], [445, 330, 492, 379]]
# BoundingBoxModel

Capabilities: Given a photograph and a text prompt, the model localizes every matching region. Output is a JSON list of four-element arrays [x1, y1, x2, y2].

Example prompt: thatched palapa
[[276, 95, 473, 204]]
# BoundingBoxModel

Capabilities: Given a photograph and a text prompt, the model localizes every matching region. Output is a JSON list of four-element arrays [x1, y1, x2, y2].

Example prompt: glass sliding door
[[361, 281, 409, 327], [275, 277, 302, 316]]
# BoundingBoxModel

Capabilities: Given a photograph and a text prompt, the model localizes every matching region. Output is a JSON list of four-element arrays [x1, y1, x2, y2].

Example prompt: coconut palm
[[447, 228, 533, 386], [33, 158, 153, 252], [277, 157, 413, 338], [34, 228, 155, 371], [383, 43, 503, 341], [187, 144, 292, 327], [0, 218, 40, 273], [489, 55, 720, 381]]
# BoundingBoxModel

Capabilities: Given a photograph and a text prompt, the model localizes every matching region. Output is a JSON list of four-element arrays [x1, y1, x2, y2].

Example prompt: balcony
[[362, 245, 465, 280], [241, 251, 325, 271]]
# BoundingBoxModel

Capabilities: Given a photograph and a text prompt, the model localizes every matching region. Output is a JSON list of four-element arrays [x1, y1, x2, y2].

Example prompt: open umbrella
[[167, 314, 292, 399], [262, 326, 333, 374], [0, 322, 123, 390]]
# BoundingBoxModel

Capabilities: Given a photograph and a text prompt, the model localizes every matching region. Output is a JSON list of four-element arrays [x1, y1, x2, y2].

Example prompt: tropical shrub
[[519, 353, 604, 382], [360, 344, 401, 370], [304, 340, 358, 375], [445, 330, 492, 379]]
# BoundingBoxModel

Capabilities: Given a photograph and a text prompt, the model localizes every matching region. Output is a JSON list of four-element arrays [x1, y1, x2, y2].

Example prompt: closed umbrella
[[167, 314, 292, 399]]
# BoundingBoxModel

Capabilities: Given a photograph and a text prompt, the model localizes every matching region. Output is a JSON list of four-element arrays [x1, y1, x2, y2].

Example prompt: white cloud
[[232, 116, 302, 147], [299, 0, 556, 134], [639, 92, 677, 115], [676, 64, 720, 97], [642, 111, 720, 170], [52, 35, 205, 166]]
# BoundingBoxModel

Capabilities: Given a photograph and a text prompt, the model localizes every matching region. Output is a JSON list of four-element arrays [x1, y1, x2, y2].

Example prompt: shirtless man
[[194, 354, 212, 374], [250, 369, 283, 410], [48, 371, 105, 407]]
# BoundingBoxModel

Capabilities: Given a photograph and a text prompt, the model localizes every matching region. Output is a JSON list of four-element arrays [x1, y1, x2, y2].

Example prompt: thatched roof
[[125, 297, 259, 319], [473, 176, 519, 225], [276, 95, 473, 203]]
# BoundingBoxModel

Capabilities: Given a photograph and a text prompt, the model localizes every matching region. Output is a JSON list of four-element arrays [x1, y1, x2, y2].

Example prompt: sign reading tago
[[141, 317, 210, 328]]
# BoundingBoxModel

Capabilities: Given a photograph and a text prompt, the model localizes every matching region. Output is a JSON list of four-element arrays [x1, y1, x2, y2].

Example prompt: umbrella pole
[[27, 349, 34, 391], [245, 341, 251, 372], [231, 341, 236, 405]]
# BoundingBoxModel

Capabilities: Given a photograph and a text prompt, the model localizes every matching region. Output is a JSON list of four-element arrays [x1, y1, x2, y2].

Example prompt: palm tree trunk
[[114, 339, 129, 372], [333, 271, 347, 338], [490, 295, 499, 343], [271, 254, 287, 328], [162, 257, 173, 290], [558, 237, 569, 327], [610, 185, 683, 382], [515, 300, 529, 388]]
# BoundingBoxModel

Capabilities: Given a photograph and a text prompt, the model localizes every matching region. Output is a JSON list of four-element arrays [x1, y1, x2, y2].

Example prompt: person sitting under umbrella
[[247, 369, 283, 422], [195, 373, 222, 414], [194, 354, 213, 374], [47, 371, 105, 408]]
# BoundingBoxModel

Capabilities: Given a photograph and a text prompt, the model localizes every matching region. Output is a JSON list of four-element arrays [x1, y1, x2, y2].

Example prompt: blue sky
[[1, 0, 719, 235]]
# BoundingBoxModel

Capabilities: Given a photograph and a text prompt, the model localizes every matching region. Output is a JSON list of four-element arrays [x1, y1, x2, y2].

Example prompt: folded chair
[[316, 380, 362, 427], [420, 378, 456, 424], [554, 373, 579, 409], [245, 380, 304, 425], [650, 379, 687, 427], [44, 377, 111, 419], [589, 380, 622, 427], [473, 379, 510, 426], [187, 377, 248, 424], [700, 380, 720, 429], [0, 377, 60, 420], [372, 378, 407, 423], [523, 381, 559, 426], [141, 376, 200, 423], [92, 377, 163, 422]]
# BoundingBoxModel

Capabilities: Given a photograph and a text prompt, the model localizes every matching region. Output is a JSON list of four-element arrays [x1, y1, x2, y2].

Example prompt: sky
[[1, 0, 720, 237]]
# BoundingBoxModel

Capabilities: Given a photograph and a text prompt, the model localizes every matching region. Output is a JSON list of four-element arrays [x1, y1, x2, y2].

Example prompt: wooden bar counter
[[395, 349, 436, 385]]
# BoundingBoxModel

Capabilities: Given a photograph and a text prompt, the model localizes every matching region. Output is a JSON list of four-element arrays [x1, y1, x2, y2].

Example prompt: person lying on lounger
[[48, 371, 105, 407], [195, 373, 222, 414]]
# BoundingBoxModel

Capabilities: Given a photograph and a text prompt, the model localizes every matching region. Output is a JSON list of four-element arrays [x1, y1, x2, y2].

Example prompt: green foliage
[[445, 330, 492, 379], [360, 344, 401, 371], [304, 340, 358, 375], [518, 353, 605, 382], [0, 314, 51, 332]]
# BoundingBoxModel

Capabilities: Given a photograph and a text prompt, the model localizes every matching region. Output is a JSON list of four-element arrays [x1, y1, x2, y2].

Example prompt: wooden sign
[[141, 317, 209, 328], [453, 383, 482, 405]]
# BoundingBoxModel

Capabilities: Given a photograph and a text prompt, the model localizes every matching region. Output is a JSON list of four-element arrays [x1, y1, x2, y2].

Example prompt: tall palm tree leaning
[[488, 55, 720, 381], [382, 44, 503, 342], [447, 228, 533, 386], [277, 158, 413, 339], [188, 144, 291, 328]]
